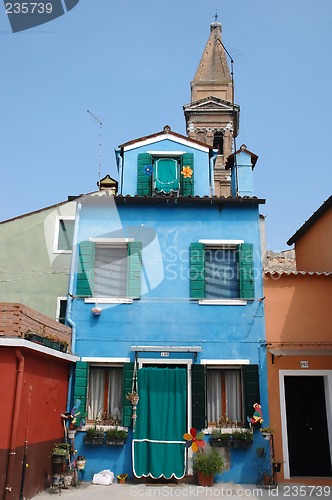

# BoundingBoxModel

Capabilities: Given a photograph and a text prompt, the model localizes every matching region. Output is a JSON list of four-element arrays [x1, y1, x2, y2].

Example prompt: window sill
[[198, 299, 247, 306], [85, 298, 134, 304]]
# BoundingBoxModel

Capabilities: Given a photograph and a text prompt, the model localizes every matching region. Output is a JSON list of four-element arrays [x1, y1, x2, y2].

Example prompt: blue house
[[66, 123, 268, 483]]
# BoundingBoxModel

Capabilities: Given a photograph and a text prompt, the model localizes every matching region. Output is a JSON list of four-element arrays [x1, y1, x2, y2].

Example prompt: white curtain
[[88, 367, 123, 421], [207, 369, 242, 424]]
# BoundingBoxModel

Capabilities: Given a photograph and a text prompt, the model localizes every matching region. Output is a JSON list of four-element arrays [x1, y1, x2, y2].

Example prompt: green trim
[[73, 361, 89, 413], [190, 243, 205, 299], [181, 153, 194, 196], [123, 362, 135, 426], [76, 241, 95, 297], [127, 241, 142, 298], [137, 153, 152, 195], [239, 243, 255, 300], [191, 364, 206, 429], [243, 364, 260, 427]]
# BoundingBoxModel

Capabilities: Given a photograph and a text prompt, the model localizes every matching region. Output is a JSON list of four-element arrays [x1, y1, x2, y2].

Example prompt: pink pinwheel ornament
[[183, 428, 205, 452]]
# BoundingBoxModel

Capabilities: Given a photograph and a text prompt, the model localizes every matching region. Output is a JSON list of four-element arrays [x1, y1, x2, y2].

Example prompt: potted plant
[[105, 428, 128, 445], [83, 426, 104, 445], [52, 442, 70, 464], [210, 429, 231, 447], [231, 430, 253, 448], [117, 473, 128, 484], [193, 449, 224, 487], [260, 427, 273, 440]]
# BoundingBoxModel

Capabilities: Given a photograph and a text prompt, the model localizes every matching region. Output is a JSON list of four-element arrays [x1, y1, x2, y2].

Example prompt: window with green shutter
[[76, 240, 142, 300], [190, 241, 255, 301], [122, 362, 135, 427], [191, 364, 207, 429], [73, 361, 89, 417], [200, 364, 260, 428], [137, 152, 194, 196]]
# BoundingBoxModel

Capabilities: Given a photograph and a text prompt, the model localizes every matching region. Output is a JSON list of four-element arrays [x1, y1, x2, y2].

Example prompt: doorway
[[284, 375, 331, 476]]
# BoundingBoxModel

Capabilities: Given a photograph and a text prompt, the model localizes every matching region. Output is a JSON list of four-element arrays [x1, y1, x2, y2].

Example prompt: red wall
[[0, 347, 72, 499]]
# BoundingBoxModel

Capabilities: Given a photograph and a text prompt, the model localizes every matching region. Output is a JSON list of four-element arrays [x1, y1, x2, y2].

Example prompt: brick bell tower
[[183, 19, 240, 196]]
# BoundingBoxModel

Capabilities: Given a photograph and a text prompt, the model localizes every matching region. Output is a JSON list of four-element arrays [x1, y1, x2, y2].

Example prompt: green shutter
[[239, 243, 255, 300], [73, 361, 89, 414], [191, 364, 207, 429], [181, 153, 194, 196], [190, 243, 205, 299], [76, 241, 95, 297], [123, 362, 135, 426], [243, 364, 260, 428], [127, 241, 142, 298], [137, 153, 152, 195]]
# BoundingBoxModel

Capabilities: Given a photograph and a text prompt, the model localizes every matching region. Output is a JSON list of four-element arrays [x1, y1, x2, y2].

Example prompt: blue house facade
[[67, 126, 268, 483]]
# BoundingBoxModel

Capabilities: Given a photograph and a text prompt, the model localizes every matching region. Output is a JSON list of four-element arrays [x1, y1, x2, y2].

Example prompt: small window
[[87, 366, 123, 423], [55, 217, 75, 252], [56, 297, 67, 324], [213, 132, 224, 154], [207, 368, 243, 426]]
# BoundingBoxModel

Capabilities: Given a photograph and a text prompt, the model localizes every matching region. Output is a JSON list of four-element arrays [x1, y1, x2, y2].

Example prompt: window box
[[83, 435, 104, 446], [105, 428, 128, 446]]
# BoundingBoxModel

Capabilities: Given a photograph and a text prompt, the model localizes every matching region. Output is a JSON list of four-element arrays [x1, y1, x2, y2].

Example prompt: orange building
[[264, 196, 332, 483]]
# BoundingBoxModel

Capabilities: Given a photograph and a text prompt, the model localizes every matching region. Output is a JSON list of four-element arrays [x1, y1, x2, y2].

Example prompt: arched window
[[213, 132, 224, 154]]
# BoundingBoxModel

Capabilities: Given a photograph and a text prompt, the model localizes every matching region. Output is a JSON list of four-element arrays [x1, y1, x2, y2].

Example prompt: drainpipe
[[65, 200, 82, 411], [209, 150, 218, 197], [4, 349, 25, 499], [115, 148, 123, 194]]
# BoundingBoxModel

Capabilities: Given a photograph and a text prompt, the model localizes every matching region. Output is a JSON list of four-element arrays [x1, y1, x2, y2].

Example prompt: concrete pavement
[[32, 482, 332, 499]]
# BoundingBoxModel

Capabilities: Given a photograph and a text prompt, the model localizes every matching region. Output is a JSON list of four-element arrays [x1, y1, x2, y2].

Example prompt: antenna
[[87, 109, 103, 180]]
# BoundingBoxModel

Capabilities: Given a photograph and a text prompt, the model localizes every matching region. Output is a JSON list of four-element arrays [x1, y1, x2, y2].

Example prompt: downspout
[[4, 349, 25, 499], [65, 200, 82, 411], [115, 148, 123, 194], [209, 150, 218, 197]]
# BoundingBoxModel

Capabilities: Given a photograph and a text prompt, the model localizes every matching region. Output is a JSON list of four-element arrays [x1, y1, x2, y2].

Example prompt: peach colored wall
[[267, 354, 332, 484], [295, 207, 332, 272], [264, 273, 332, 483], [264, 273, 332, 343]]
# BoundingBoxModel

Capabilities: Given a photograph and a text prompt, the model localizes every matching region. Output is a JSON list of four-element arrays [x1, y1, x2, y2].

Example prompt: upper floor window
[[76, 239, 142, 301], [190, 240, 255, 304], [213, 132, 224, 155], [54, 217, 75, 253], [56, 297, 67, 324], [137, 152, 194, 197]]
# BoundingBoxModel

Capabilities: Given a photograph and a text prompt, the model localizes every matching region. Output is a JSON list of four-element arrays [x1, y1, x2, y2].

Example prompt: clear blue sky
[[1, 0, 332, 251]]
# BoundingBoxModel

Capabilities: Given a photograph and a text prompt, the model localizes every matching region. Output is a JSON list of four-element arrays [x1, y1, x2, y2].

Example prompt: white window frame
[[84, 238, 135, 304], [198, 239, 247, 306], [56, 296, 67, 324], [53, 216, 75, 254]]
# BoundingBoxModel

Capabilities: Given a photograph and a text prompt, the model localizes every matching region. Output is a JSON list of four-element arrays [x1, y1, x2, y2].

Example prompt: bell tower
[[183, 19, 240, 196]]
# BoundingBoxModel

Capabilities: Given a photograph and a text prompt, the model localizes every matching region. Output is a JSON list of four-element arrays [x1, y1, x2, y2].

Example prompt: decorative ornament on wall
[[183, 427, 205, 452], [181, 166, 193, 179], [144, 165, 153, 176], [249, 402, 264, 426]]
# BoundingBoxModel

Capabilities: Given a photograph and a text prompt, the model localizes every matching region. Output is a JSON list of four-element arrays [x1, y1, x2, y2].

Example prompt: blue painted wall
[[69, 140, 267, 483], [119, 137, 211, 196]]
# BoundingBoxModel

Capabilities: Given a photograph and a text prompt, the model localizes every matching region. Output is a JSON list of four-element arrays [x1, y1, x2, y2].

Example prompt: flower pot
[[273, 463, 281, 473], [261, 432, 271, 441], [196, 471, 214, 487], [76, 460, 86, 470], [67, 429, 76, 439], [63, 474, 73, 487], [52, 454, 67, 464], [210, 438, 230, 447], [105, 439, 126, 446]]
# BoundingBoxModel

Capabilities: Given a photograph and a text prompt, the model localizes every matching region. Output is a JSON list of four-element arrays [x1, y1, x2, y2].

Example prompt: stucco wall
[[294, 207, 332, 272], [0, 347, 72, 499], [0, 202, 76, 319]]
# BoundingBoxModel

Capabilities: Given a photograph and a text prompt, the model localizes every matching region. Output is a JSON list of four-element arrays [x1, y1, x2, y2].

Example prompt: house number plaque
[[300, 360, 309, 369], [161, 352, 169, 357]]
